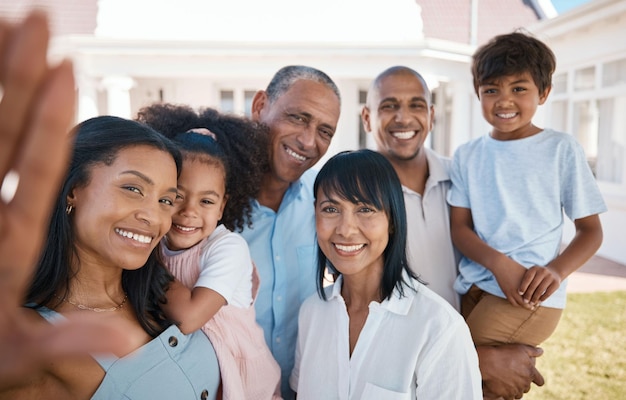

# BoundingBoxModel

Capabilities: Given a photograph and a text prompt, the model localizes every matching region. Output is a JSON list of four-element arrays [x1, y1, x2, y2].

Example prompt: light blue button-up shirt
[[239, 169, 319, 400]]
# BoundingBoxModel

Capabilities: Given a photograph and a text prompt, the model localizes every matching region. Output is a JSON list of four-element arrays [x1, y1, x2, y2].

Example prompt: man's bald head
[[367, 66, 432, 108]]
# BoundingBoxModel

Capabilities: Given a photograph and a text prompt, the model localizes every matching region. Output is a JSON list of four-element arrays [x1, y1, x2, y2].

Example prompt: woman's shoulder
[[10, 307, 110, 399], [200, 225, 252, 272], [201, 225, 252, 262], [300, 285, 336, 312], [93, 325, 220, 399], [204, 224, 248, 248], [407, 280, 466, 325], [25, 304, 62, 323]]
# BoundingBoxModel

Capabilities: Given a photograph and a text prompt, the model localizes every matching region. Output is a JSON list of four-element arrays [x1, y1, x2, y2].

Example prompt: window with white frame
[[547, 59, 626, 186], [552, 73, 567, 95], [220, 90, 235, 113], [595, 96, 625, 184], [574, 66, 595, 91], [602, 58, 626, 87], [551, 100, 567, 133], [573, 100, 599, 175], [219, 89, 258, 115], [244, 91, 256, 117]]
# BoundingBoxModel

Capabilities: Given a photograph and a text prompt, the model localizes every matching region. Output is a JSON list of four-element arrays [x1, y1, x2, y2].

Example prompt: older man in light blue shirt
[[241, 65, 341, 400]]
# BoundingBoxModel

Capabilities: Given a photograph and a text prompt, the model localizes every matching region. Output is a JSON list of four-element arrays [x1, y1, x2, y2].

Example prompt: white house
[[6, 0, 621, 263], [13, 0, 546, 162]]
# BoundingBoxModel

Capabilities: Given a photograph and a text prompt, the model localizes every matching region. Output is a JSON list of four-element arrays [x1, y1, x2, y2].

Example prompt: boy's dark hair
[[471, 31, 556, 97]]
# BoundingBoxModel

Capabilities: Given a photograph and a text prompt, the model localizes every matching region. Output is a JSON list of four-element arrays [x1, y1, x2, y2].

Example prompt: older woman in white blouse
[[290, 150, 481, 399]]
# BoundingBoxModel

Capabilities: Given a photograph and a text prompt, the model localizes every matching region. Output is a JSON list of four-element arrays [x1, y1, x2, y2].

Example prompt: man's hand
[[477, 344, 544, 400]]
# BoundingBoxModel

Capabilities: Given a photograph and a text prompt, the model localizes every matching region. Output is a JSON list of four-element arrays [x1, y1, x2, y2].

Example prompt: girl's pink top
[[163, 237, 282, 400]]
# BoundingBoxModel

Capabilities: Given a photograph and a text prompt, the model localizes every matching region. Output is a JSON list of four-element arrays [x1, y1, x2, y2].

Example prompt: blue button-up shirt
[[239, 169, 318, 400]]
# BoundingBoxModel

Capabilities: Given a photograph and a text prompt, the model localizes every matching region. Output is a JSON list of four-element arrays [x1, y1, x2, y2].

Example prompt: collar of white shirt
[[327, 273, 419, 316]]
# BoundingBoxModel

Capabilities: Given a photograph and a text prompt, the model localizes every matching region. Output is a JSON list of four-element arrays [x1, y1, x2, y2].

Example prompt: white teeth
[[335, 244, 365, 252], [285, 147, 306, 162], [392, 131, 416, 140], [497, 113, 516, 119], [115, 228, 152, 244], [175, 224, 196, 232]]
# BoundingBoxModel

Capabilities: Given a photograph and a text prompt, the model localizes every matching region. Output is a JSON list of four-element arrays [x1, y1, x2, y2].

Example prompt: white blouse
[[290, 275, 482, 399]]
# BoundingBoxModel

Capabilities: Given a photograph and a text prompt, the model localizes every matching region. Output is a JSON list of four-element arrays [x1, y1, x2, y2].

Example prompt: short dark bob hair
[[313, 149, 419, 301]]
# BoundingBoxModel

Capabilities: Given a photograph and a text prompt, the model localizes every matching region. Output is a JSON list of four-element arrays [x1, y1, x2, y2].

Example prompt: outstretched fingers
[[0, 11, 50, 176], [0, 11, 75, 303], [11, 60, 75, 242]]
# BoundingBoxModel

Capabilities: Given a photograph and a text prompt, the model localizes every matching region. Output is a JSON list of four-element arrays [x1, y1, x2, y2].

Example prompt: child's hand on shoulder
[[517, 266, 561, 309]]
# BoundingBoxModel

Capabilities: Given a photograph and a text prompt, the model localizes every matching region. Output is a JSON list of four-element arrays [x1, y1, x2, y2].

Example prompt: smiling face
[[478, 71, 551, 140], [362, 71, 434, 163], [166, 158, 227, 251], [315, 189, 389, 280], [68, 145, 178, 271], [252, 79, 340, 186]]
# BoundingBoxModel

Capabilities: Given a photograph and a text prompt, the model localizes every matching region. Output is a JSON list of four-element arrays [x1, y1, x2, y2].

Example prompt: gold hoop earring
[[66, 204, 74, 215]]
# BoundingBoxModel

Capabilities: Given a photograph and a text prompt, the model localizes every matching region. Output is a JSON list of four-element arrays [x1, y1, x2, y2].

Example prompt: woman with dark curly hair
[[136, 103, 281, 400]]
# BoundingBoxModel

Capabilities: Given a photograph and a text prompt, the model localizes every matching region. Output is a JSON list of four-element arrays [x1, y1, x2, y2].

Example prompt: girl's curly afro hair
[[136, 103, 270, 231]]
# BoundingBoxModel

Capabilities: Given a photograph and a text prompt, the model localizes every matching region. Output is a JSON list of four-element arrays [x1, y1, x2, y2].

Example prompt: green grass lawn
[[523, 291, 626, 400]]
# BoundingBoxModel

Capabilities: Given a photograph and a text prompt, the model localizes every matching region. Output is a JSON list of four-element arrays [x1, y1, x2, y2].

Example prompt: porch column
[[101, 75, 135, 118]]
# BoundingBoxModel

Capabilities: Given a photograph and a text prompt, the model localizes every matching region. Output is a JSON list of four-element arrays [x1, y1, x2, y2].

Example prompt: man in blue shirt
[[240, 65, 341, 399]]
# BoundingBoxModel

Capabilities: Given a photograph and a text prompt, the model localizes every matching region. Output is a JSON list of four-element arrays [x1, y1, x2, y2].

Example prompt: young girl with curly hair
[[137, 104, 281, 400]]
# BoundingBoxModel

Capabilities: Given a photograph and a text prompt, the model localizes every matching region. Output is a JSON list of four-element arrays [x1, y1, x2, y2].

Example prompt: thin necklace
[[55, 293, 128, 312]]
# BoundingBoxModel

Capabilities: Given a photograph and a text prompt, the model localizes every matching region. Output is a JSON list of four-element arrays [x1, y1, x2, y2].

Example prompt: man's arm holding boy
[[448, 207, 546, 399], [475, 215, 601, 399], [478, 344, 544, 400]]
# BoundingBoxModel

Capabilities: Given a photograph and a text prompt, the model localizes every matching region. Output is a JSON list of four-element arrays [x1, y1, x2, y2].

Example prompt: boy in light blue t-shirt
[[448, 32, 607, 348]]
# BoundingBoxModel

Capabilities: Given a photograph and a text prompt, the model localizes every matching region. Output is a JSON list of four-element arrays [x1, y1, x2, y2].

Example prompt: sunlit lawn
[[523, 291, 626, 400]]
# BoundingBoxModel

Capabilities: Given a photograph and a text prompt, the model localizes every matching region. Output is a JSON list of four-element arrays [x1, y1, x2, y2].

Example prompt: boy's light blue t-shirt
[[447, 129, 607, 308]]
